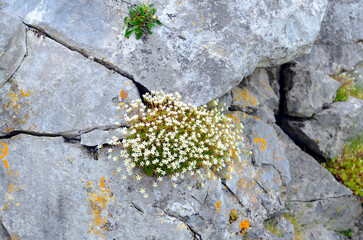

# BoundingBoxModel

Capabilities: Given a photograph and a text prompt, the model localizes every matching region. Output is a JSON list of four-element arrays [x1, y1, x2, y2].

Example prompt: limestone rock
[[281, 97, 363, 158], [316, 0, 363, 45], [275, 127, 362, 239], [0, 30, 140, 137], [231, 68, 280, 123], [225, 113, 291, 228], [283, 65, 341, 117], [80, 128, 127, 147], [0, 10, 26, 87], [1, 0, 327, 106]]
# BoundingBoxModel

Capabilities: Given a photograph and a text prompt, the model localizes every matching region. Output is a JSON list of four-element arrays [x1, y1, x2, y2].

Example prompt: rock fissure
[[22, 23, 151, 102], [221, 181, 245, 208], [130, 201, 144, 213], [0, 221, 11, 240], [158, 207, 202, 240], [288, 194, 354, 203], [253, 180, 269, 195]]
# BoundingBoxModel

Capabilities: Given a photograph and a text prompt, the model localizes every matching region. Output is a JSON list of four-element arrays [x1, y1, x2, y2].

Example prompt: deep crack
[[288, 194, 354, 203], [221, 181, 244, 208], [0, 221, 11, 240]]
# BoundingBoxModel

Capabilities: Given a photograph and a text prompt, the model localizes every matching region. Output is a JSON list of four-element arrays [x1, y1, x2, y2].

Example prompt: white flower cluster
[[104, 91, 246, 197]]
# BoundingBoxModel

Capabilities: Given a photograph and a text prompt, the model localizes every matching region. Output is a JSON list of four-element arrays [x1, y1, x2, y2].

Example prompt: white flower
[[140, 187, 145, 194]]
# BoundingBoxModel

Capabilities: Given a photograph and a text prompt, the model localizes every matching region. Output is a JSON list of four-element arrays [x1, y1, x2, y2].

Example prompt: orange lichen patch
[[0, 142, 9, 158], [254, 138, 266, 151], [239, 219, 250, 236], [233, 88, 258, 106], [226, 113, 241, 124], [120, 90, 128, 100], [231, 148, 237, 159], [2, 160, 11, 176], [252, 116, 259, 120], [10, 233, 21, 240], [126, 81, 131, 86], [5, 127, 14, 133], [215, 201, 222, 212], [87, 178, 114, 239], [19, 89, 33, 97]]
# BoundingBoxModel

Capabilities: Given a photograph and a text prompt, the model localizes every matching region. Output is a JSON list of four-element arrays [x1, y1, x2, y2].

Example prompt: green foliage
[[107, 91, 248, 197], [229, 209, 238, 223], [323, 134, 363, 199], [335, 228, 353, 238], [264, 219, 282, 237], [284, 214, 304, 240], [333, 70, 363, 102], [122, 1, 162, 40]]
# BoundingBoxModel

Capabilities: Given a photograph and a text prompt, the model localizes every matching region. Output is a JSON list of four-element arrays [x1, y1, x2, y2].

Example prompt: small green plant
[[333, 70, 363, 102], [229, 209, 238, 223], [122, 1, 162, 39], [335, 228, 352, 238], [264, 219, 282, 237], [284, 214, 304, 240], [323, 134, 363, 199], [103, 91, 247, 198]]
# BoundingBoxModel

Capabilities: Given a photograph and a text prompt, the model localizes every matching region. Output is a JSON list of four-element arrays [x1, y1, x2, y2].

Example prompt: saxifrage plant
[[122, 1, 162, 40], [101, 91, 247, 198]]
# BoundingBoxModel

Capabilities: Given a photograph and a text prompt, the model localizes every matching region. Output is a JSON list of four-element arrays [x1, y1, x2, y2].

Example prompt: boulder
[[316, 0, 363, 45], [0, 10, 26, 87], [283, 65, 341, 117], [1, 0, 328, 105], [281, 97, 363, 158], [231, 68, 280, 123], [275, 127, 362, 239], [0, 30, 140, 137]]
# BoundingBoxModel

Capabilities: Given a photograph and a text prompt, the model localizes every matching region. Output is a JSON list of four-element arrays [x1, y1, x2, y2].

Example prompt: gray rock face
[[0, 30, 140, 137], [283, 65, 341, 117], [316, 0, 363, 45], [0, 114, 292, 240], [0, 10, 26, 87], [282, 97, 363, 158], [225, 113, 291, 229], [231, 68, 280, 123], [1, 0, 327, 106], [275, 127, 362, 239]]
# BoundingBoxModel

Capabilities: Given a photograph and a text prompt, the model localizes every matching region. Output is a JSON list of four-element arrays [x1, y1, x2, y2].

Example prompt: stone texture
[[275, 127, 362, 240], [225, 113, 291, 232], [281, 96, 363, 158], [0, 10, 26, 87], [264, 216, 295, 240], [283, 65, 341, 117], [0, 30, 140, 137], [231, 68, 280, 123], [316, 0, 363, 45], [1, 0, 327, 106]]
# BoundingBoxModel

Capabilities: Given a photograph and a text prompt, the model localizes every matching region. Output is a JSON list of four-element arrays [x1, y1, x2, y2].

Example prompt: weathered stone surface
[[264, 216, 295, 240], [316, 0, 363, 45], [0, 135, 193, 239], [0, 220, 11, 240], [231, 68, 280, 123], [283, 65, 341, 117], [225, 113, 291, 229], [296, 43, 363, 76], [281, 96, 363, 158], [1, 0, 327, 106], [0, 10, 26, 87], [275, 127, 362, 240], [0, 30, 140, 137]]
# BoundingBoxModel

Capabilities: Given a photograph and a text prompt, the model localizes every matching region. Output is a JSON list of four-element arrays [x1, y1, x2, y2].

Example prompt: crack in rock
[[22, 24, 150, 102], [0, 221, 11, 240], [158, 207, 202, 240], [288, 194, 354, 203], [221, 181, 245, 208]]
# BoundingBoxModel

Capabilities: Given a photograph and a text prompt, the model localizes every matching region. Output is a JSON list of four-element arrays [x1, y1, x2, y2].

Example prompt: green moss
[[333, 71, 363, 102], [264, 219, 282, 237], [284, 214, 304, 240], [335, 228, 352, 238], [229, 209, 238, 223], [323, 134, 363, 199]]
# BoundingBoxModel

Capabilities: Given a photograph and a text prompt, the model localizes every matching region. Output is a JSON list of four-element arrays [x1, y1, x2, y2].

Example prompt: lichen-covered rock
[[281, 97, 363, 158], [0, 30, 140, 137], [283, 65, 341, 117], [1, 0, 327, 106], [231, 68, 280, 123], [275, 127, 362, 240], [224, 113, 291, 236], [0, 10, 26, 87]]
